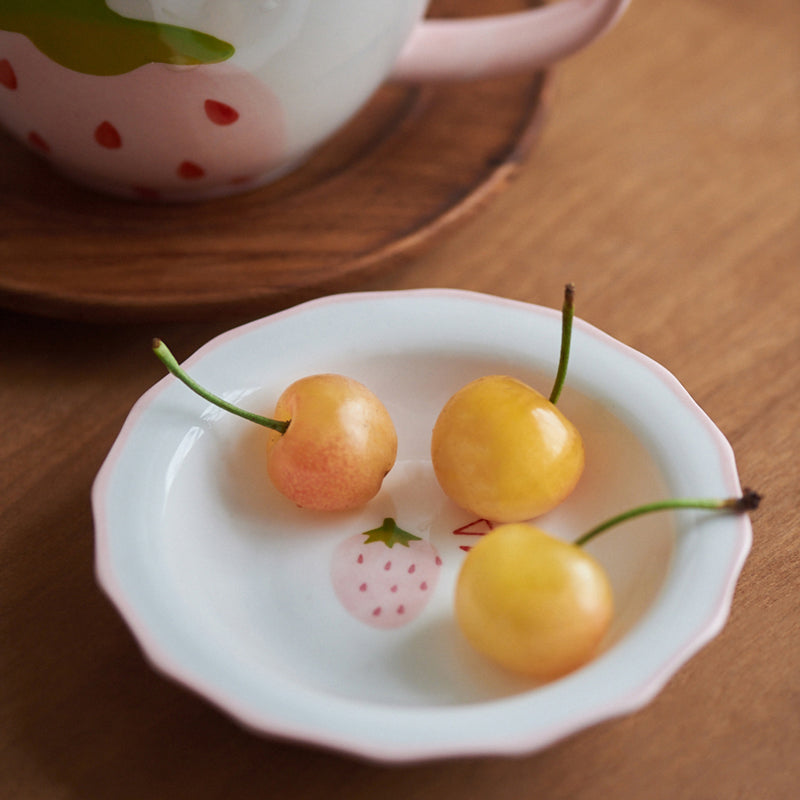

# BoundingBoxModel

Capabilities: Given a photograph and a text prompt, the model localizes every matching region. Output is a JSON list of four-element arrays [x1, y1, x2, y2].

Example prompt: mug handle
[[391, 0, 631, 81]]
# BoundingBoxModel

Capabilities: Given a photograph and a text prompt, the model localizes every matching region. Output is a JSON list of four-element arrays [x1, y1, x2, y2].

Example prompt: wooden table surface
[[2, 0, 798, 797]]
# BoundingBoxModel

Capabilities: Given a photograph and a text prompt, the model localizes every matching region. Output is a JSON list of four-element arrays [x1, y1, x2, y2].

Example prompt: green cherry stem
[[573, 489, 761, 548], [152, 339, 290, 434], [548, 282, 575, 405]]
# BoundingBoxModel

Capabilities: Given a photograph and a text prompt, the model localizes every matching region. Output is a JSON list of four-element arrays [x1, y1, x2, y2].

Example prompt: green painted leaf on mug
[[0, 0, 235, 76]]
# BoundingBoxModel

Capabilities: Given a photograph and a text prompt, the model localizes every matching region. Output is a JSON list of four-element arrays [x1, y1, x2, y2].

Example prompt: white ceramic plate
[[92, 289, 751, 762]]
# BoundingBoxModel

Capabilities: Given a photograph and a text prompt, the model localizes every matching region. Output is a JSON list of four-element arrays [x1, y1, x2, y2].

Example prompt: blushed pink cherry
[[153, 340, 397, 512]]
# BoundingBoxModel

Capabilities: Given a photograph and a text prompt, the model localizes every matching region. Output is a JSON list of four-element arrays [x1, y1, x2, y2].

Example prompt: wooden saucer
[[0, 5, 551, 322]]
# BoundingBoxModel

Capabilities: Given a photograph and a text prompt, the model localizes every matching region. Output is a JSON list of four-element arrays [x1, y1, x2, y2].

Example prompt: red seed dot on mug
[[204, 99, 240, 125], [95, 121, 122, 149], [178, 161, 205, 180], [0, 59, 17, 90]]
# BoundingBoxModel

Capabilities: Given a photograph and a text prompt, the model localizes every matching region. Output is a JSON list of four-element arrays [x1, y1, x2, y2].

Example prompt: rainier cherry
[[455, 491, 761, 681], [431, 284, 584, 523], [153, 340, 397, 512]]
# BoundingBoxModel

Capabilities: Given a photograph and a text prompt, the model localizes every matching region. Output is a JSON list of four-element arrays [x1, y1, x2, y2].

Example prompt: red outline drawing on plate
[[452, 518, 494, 551]]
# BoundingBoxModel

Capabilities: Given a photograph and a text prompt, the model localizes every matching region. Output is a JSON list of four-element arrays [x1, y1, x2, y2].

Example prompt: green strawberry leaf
[[0, 0, 234, 76], [362, 518, 422, 549]]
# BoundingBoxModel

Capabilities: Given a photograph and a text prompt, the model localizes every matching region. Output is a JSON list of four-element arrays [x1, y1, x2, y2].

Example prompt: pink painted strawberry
[[0, 30, 285, 200], [331, 518, 442, 630]]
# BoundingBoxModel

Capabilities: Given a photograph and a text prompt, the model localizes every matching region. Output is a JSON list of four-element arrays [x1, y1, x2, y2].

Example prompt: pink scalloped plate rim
[[92, 289, 752, 762]]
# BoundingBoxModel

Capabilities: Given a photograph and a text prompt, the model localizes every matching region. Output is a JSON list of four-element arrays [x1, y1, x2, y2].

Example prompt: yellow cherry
[[431, 284, 583, 523], [456, 523, 612, 681], [432, 374, 584, 522], [455, 492, 760, 681]]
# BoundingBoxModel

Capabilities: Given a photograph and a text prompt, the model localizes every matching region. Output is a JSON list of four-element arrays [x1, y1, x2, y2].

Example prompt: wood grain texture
[[1, 0, 798, 798]]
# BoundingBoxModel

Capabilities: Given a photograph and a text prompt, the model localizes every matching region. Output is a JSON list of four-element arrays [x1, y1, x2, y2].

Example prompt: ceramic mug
[[0, 1, 630, 201]]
